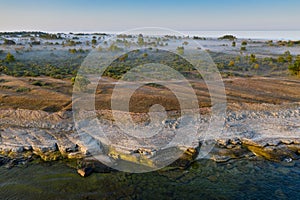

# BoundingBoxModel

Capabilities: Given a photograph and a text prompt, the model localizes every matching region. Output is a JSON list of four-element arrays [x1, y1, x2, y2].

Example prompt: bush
[[31, 41, 41, 45], [240, 46, 246, 51], [277, 56, 285, 63], [241, 41, 248, 46], [72, 75, 91, 91], [218, 35, 236, 40], [182, 41, 189, 45], [0, 79, 7, 83], [108, 44, 122, 52], [232, 41, 236, 47], [250, 54, 256, 63], [193, 36, 206, 40], [91, 39, 97, 45], [16, 87, 31, 92], [69, 49, 77, 54], [4, 39, 16, 45], [253, 63, 260, 70], [5, 52, 15, 62], [228, 60, 235, 67], [177, 46, 184, 55], [284, 51, 293, 63], [31, 80, 44, 86], [288, 56, 300, 76]]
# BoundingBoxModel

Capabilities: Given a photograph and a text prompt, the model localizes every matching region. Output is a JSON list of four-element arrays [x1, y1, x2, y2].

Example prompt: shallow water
[[0, 158, 299, 200]]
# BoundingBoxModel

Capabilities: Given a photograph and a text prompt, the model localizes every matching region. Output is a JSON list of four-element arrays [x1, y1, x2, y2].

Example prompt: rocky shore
[[0, 103, 299, 175]]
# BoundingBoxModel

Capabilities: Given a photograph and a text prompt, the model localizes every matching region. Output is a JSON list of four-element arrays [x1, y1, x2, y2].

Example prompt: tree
[[266, 40, 274, 46], [240, 46, 246, 51], [137, 34, 144, 46], [182, 41, 189, 45], [228, 60, 235, 67], [250, 54, 256, 63], [176, 46, 184, 55], [5, 52, 15, 62], [69, 48, 77, 54], [241, 41, 248, 46], [118, 53, 128, 62], [232, 41, 236, 47], [72, 75, 91, 91], [253, 63, 260, 70], [218, 35, 236, 40], [277, 56, 285, 63], [288, 55, 300, 76], [284, 51, 293, 63], [91, 39, 97, 45], [4, 39, 16, 45], [108, 44, 122, 52], [0, 65, 8, 73]]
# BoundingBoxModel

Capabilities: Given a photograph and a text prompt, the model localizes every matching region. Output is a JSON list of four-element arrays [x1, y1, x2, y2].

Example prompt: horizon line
[[1, 29, 300, 33]]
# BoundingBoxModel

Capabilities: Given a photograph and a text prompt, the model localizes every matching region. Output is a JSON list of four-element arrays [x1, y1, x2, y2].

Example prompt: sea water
[[0, 158, 299, 199]]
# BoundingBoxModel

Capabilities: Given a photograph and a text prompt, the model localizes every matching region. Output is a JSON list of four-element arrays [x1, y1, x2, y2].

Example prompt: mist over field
[[1, 0, 300, 199]]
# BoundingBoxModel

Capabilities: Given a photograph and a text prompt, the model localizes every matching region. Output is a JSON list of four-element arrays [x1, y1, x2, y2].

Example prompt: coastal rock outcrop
[[0, 103, 299, 172]]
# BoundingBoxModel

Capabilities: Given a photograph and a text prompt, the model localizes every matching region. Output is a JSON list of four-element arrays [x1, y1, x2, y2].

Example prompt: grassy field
[[1, 74, 300, 113], [0, 32, 299, 113]]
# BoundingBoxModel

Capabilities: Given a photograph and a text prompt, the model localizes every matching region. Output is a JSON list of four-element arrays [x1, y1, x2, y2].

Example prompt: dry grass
[[0, 75, 71, 112], [1, 75, 300, 113]]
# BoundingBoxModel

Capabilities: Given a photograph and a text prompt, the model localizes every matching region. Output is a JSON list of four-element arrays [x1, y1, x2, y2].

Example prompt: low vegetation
[[218, 35, 237, 40], [288, 55, 300, 76], [0, 31, 299, 84]]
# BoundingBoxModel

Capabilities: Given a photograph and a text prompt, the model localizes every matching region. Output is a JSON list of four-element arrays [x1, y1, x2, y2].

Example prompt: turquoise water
[[0, 158, 299, 199]]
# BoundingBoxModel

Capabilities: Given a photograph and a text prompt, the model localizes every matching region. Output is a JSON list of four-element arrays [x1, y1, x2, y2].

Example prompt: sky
[[1, 0, 300, 32]]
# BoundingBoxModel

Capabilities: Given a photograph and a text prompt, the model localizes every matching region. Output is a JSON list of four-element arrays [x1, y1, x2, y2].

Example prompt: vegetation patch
[[15, 87, 31, 93]]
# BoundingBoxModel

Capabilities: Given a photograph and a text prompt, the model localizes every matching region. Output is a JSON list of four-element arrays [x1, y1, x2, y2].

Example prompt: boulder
[[77, 167, 93, 177]]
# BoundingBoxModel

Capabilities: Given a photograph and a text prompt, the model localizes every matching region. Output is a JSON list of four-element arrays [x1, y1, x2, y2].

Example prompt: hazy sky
[[1, 0, 300, 32]]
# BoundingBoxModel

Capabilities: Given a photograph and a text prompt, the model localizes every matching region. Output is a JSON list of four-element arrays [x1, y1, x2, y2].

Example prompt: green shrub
[[250, 54, 256, 63], [0, 79, 7, 83], [0, 85, 12, 89], [241, 41, 248, 46], [232, 41, 236, 47], [16, 87, 31, 92], [240, 46, 246, 51], [5, 52, 15, 62], [218, 35, 236, 40], [92, 39, 97, 45], [4, 39, 16, 45], [69, 49, 77, 54], [176, 46, 184, 55], [288, 55, 300, 76], [31, 80, 43, 86], [72, 75, 91, 91]]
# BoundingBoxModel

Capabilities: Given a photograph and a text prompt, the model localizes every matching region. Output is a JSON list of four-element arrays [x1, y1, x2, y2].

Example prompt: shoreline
[[1, 102, 299, 175]]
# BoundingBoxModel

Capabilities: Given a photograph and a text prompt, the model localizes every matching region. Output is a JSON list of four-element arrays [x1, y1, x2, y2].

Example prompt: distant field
[[0, 32, 299, 113]]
